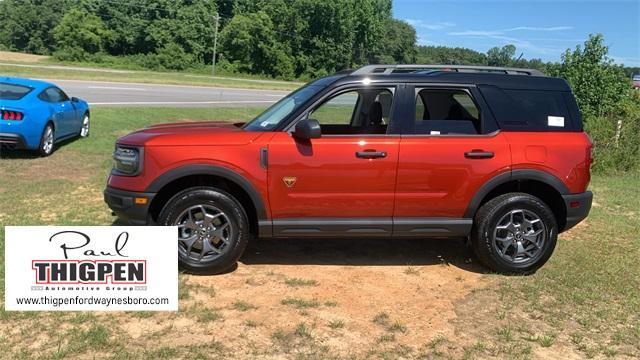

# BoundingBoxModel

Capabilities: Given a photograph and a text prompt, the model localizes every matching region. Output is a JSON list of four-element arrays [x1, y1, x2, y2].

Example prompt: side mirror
[[293, 118, 321, 140], [71, 97, 80, 103]]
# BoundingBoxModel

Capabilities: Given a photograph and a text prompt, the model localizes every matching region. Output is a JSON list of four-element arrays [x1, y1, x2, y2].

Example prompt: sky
[[393, 0, 640, 66]]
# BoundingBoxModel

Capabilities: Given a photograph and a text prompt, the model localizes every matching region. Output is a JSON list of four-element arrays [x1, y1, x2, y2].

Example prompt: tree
[[552, 34, 630, 118], [219, 12, 294, 79], [0, 0, 72, 54], [375, 19, 417, 64], [486, 45, 516, 66], [53, 8, 111, 60], [416, 46, 487, 65]]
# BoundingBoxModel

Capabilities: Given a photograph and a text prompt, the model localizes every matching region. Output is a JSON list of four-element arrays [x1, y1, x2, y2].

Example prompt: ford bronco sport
[[104, 64, 593, 275]]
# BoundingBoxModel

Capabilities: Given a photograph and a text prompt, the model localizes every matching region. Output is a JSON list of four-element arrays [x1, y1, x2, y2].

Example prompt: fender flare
[[146, 164, 267, 220], [463, 169, 569, 218]]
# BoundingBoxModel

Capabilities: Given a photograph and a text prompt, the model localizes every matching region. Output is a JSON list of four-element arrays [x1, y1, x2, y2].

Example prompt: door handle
[[464, 150, 494, 159], [356, 150, 387, 159]]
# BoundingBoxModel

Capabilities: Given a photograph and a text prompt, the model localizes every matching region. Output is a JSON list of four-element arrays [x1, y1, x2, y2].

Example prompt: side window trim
[[284, 83, 400, 136], [400, 83, 498, 136], [38, 86, 68, 103]]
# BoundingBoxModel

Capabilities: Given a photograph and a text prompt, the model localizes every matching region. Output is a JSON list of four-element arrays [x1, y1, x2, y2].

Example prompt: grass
[[232, 300, 258, 312], [327, 320, 345, 329], [0, 105, 638, 358], [0, 61, 299, 91], [283, 277, 319, 287], [280, 297, 321, 309]]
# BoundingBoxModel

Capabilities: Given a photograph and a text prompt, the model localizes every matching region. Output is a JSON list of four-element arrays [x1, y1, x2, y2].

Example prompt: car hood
[[117, 121, 260, 146]]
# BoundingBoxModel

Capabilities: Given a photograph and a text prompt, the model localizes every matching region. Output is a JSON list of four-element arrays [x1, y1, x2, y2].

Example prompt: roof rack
[[351, 64, 545, 76]]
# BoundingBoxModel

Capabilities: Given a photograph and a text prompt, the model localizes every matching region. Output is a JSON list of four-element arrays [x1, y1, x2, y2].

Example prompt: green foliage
[[374, 19, 417, 64], [552, 34, 630, 118], [0, 0, 72, 54], [416, 45, 487, 65], [53, 8, 111, 61], [586, 96, 640, 173], [219, 11, 294, 79], [487, 45, 516, 66]]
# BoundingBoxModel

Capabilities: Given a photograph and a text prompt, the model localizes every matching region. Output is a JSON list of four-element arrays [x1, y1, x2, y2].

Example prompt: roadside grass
[[0, 62, 300, 91], [0, 105, 638, 358]]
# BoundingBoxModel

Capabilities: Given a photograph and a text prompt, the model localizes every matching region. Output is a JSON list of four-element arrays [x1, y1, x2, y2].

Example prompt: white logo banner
[[4, 226, 178, 311]]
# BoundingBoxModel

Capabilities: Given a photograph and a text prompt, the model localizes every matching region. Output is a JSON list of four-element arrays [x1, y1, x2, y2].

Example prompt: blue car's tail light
[[1, 110, 23, 120]]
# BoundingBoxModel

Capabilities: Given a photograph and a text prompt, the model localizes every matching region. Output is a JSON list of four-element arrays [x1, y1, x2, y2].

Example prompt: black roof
[[328, 71, 571, 92]]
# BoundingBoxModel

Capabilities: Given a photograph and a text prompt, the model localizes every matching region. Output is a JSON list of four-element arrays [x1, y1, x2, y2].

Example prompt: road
[[47, 79, 290, 107]]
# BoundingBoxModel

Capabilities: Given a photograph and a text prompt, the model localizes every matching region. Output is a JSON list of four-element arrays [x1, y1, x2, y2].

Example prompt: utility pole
[[212, 11, 220, 76]]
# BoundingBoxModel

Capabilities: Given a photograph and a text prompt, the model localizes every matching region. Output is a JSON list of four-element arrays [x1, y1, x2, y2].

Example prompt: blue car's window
[[39, 87, 69, 103], [0, 83, 33, 100]]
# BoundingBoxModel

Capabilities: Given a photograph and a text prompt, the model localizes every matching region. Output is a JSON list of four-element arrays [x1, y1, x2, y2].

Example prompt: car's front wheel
[[157, 187, 250, 274], [38, 123, 55, 157], [470, 192, 558, 274]]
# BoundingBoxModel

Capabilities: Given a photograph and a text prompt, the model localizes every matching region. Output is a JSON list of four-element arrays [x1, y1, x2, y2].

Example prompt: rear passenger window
[[478, 85, 574, 131], [413, 89, 481, 135], [38, 87, 69, 103]]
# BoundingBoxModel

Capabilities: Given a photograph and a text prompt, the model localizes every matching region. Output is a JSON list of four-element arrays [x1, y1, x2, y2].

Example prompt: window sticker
[[548, 116, 565, 127], [430, 130, 441, 135]]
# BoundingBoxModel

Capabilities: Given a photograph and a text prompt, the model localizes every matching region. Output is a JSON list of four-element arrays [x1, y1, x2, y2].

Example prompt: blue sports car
[[0, 77, 90, 156]]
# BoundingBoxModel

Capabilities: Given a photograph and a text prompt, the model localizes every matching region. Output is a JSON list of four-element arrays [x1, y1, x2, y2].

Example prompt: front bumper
[[104, 186, 156, 225], [0, 133, 27, 149], [561, 191, 593, 231]]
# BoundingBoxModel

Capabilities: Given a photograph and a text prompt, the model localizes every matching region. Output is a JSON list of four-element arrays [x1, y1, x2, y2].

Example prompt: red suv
[[104, 65, 593, 275]]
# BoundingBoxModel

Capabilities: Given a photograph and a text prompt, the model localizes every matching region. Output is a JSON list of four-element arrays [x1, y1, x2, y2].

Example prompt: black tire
[[158, 186, 250, 274], [38, 123, 55, 157], [470, 192, 557, 275]]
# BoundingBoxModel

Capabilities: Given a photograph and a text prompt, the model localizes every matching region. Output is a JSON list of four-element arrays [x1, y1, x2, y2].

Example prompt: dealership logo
[[31, 230, 146, 284], [5, 226, 178, 311]]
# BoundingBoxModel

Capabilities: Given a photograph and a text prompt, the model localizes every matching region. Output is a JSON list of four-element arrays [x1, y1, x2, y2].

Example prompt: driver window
[[309, 88, 393, 135]]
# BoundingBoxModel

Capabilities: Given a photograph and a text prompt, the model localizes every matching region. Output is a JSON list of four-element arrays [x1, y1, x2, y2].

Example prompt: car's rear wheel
[[470, 192, 557, 274], [157, 187, 250, 274], [38, 123, 55, 157], [79, 113, 90, 138]]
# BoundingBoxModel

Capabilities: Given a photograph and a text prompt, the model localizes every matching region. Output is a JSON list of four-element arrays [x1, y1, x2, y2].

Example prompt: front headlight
[[113, 145, 142, 175]]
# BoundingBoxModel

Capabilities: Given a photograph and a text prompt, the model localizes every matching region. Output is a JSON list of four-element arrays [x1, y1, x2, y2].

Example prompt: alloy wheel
[[43, 126, 54, 154], [80, 116, 90, 137], [492, 209, 547, 264], [174, 204, 234, 262]]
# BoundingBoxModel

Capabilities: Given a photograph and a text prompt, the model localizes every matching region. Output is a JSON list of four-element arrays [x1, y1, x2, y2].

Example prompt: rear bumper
[[562, 191, 593, 231], [104, 186, 156, 225], [0, 133, 27, 149]]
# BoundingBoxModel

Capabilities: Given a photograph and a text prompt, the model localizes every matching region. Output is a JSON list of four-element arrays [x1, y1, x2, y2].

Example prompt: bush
[[586, 97, 640, 173], [155, 43, 194, 71]]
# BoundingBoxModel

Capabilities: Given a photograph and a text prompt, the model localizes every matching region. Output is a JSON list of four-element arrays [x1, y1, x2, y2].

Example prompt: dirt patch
[[0, 51, 49, 63], [120, 237, 488, 357]]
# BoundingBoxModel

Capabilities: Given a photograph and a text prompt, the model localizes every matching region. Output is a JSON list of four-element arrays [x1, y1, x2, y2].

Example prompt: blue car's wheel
[[39, 123, 55, 157], [80, 113, 90, 138]]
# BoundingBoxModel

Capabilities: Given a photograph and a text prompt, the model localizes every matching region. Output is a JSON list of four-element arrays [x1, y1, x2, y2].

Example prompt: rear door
[[267, 85, 400, 236], [393, 85, 511, 234]]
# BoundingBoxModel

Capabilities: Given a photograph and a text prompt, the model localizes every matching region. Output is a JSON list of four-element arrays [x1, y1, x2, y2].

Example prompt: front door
[[267, 86, 400, 236]]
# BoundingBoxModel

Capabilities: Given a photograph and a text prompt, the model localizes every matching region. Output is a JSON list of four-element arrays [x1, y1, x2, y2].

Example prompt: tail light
[[1, 110, 23, 121]]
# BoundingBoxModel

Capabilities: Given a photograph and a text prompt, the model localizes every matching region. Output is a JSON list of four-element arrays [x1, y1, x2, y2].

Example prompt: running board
[[259, 218, 472, 238]]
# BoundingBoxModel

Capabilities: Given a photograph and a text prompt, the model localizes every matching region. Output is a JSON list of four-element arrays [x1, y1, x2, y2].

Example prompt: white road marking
[[89, 100, 278, 105], [87, 86, 147, 91]]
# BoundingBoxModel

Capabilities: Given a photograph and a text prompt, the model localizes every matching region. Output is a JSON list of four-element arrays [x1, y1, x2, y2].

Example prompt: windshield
[[633, 75, 640, 80], [0, 83, 33, 100], [243, 84, 322, 131]]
